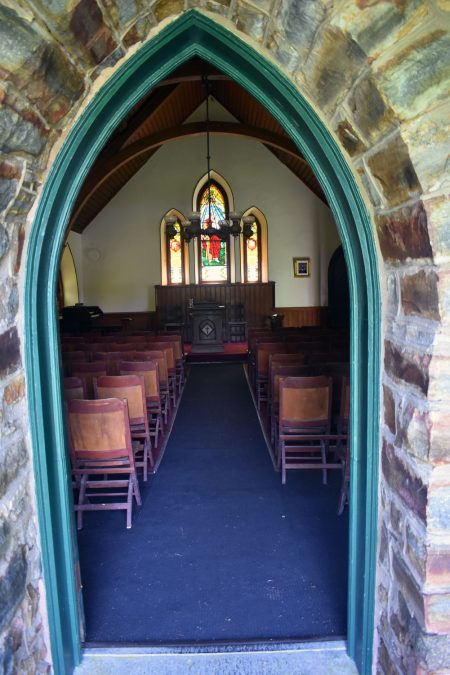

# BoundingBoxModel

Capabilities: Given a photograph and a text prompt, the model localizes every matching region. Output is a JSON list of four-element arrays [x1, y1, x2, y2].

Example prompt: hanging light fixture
[[165, 75, 254, 243]]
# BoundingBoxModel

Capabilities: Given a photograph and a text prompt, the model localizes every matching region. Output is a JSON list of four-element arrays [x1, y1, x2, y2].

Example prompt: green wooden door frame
[[24, 11, 380, 675]]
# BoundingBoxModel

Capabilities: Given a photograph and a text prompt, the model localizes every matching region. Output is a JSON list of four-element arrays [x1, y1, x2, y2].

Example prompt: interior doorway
[[25, 12, 380, 675]]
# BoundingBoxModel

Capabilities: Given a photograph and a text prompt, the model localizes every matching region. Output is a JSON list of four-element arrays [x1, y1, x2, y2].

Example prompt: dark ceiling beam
[[211, 85, 326, 203], [73, 81, 206, 211], [154, 60, 228, 87], [101, 83, 179, 158], [69, 122, 305, 230]]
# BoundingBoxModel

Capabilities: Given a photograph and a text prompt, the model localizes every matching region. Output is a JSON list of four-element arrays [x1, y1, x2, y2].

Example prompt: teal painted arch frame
[[24, 10, 380, 675]]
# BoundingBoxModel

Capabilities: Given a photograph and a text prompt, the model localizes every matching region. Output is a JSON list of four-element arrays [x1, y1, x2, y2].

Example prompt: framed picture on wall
[[293, 257, 310, 277]]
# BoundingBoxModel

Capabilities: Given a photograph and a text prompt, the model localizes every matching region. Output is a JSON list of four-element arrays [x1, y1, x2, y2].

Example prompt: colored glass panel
[[245, 221, 260, 282], [199, 183, 228, 282], [168, 220, 183, 284]]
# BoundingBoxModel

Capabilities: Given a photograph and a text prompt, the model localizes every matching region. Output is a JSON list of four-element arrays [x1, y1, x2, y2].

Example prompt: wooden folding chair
[[279, 376, 338, 484], [119, 360, 164, 446], [152, 334, 185, 392], [62, 350, 90, 376], [148, 342, 177, 407], [94, 375, 154, 481], [71, 362, 108, 398], [63, 376, 87, 401], [61, 337, 85, 346], [91, 351, 124, 375], [133, 350, 170, 423], [268, 363, 312, 446], [255, 342, 288, 410], [67, 398, 142, 529]]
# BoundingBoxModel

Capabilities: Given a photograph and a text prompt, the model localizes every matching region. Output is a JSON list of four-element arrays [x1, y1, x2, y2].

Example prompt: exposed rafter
[[70, 122, 306, 232], [69, 59, 327, 233]]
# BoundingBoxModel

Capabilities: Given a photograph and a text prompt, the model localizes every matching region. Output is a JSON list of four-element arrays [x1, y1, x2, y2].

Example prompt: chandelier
[[165, 75, 255, 244]]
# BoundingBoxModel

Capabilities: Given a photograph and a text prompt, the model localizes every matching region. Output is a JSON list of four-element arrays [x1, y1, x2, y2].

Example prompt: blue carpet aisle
[[78, 363, 348, 643]]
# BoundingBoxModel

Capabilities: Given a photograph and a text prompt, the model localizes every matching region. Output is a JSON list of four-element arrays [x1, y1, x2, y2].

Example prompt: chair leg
[[132, 472, 141, 506], [77, 475, 87, 530], [155, 414, 161, 445], [142, 441, 148, 482], [147, 438, 155, 473], [337, 445, 350, 515], [321, 441, 327, 485], [281, 442, 286, 484], [126, 479, 133, 529]]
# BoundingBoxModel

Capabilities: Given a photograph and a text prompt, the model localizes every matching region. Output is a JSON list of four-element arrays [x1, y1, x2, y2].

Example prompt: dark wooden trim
[[155, 282, 275, 330], [99, 311, 157, 332], [69, 123, 302, 229], [273, 306, 327, 327]]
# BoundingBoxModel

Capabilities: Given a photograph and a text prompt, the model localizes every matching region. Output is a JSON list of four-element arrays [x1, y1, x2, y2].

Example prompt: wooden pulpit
[[190, 302, 225, 353]]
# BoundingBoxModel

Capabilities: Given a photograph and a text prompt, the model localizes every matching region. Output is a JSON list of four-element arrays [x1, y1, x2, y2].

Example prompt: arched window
[[167, 217, 184, 284], [197, 180, 230, 283], [243, 218, 261, 282], [240, 207, 268, 283], [160, 210, 189, 285]]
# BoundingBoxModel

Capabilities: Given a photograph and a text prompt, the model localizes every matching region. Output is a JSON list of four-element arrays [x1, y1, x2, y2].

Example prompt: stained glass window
[[244, 218, 261, 282], [198, 182, 229, 283], [166, 218, 184, 284]]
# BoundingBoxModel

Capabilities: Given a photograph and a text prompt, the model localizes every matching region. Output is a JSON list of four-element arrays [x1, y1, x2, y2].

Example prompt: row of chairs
[[248, 328, 350, 513], [62, 334, 185, 414], [62, 333, 186, 529], [248, 327, 348, 411]]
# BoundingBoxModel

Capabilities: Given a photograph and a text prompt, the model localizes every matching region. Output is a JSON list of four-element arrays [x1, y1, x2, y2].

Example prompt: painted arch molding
[[25, 11, 380, 675]]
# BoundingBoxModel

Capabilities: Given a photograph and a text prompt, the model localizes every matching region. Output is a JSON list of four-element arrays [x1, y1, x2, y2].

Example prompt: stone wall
[[0, 1, 449, 673]]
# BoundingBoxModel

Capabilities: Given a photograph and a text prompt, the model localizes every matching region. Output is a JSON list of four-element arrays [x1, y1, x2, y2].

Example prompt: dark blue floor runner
[[78, 363, 348, 643]]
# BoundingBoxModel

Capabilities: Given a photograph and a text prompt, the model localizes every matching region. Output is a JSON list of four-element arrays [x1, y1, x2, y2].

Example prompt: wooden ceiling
[[70, 59, 327, 234]]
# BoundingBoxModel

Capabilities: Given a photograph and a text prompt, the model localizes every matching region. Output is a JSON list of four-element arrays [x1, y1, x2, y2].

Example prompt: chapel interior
[[59, 57, 351, 645]]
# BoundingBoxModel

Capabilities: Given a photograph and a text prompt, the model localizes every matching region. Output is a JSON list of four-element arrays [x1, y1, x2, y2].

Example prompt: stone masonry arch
[[0, 3, 449, 674]]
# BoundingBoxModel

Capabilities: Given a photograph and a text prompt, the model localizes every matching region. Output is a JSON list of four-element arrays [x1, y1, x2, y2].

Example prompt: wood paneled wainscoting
[[98, 304, 326, 335], [273, 306, 327, 328], [155, 283, 276, 331], [98, 311, 157, 332]]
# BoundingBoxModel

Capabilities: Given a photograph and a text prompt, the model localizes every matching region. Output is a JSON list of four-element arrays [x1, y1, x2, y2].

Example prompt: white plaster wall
[[60, 244, 79, 306], [67, 231, 84, 302], [80, 117, 339, 311]]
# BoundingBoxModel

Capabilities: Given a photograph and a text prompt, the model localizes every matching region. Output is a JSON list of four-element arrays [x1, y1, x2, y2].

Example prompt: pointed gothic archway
[[24, 11, 380, 674]]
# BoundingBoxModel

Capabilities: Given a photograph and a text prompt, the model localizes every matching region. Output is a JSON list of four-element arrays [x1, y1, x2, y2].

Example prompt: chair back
[[94, 375, 147, 427], [83, 343, 104, 353], [269, 353, 307, 368], [124, 335, 148, 344], [67, 397, 134, 466], [149, 343, 175, 371], [152, 335, 183, 360], [63, 376, 87, 401], [62, 350, 89, 362], [91, 351, 124, 375], [279, 376, 332, 433], [119, 360, 160, 401], [133, 350, 168, 385], [337, 376, 350, 435], [61, 337, 85, 345], [319, 362, 350, 416], [270, 364, 312, 404], [108, 343, 136, 351], [256, 343, 288, 377], [71, 362, 108, 398]]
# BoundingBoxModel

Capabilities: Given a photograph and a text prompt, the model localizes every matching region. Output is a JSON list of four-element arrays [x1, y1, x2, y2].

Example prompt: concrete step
[[75, 640, 359, 674]]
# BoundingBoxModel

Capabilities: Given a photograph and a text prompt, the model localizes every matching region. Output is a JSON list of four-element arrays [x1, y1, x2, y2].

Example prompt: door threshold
[[76, 638, 358, 674]]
